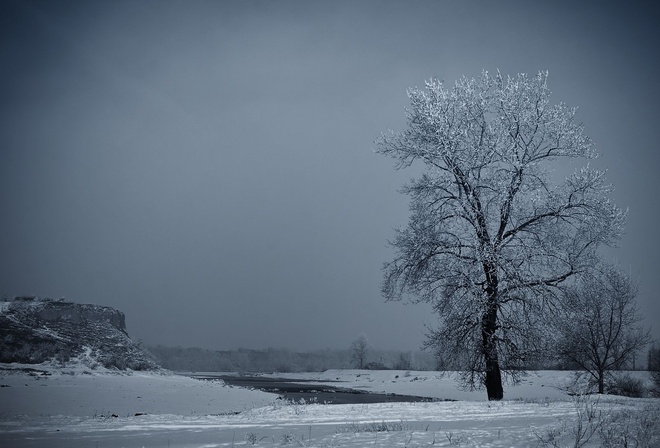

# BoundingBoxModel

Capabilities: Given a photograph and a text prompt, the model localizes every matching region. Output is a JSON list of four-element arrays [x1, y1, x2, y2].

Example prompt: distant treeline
[[146, 345, 438, 373], [145, 344, 653, 373]]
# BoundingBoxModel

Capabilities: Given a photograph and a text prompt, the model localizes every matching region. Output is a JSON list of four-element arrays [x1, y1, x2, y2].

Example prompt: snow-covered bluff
[[0, 296, 158, 370]]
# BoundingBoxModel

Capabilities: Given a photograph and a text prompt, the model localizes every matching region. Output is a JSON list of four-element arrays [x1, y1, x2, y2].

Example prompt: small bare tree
[[351, 334, 370, 369], [395, 352, 413, 370], [556, 265, 650, 394]]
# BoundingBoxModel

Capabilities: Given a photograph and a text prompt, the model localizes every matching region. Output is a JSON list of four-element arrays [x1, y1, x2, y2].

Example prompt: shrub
[[338, 421, 410, 433], [649, 346, 660, 397], [607, 373, 647, 398], [652, 370, 660, 398], [537, 396, 660, 448], [364, 361, 388, 370], [394, 352, 412, 370], [600, 402, 660, 448]]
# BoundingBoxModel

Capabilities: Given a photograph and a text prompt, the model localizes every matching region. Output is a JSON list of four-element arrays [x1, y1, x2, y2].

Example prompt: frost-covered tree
[[351, 334, 370, 369], [376, 71, 625, 400], [556, 266, 650, 394]]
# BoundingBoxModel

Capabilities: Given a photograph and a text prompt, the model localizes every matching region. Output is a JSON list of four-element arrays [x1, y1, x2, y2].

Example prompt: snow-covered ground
[[1, 364, 657, 447]]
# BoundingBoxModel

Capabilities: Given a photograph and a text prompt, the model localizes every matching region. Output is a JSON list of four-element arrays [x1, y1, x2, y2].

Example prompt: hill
[[0, 296, 158, 370]]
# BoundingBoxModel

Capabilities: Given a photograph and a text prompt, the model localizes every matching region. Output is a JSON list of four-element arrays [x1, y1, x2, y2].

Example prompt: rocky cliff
[[0, 296, 158, 370]]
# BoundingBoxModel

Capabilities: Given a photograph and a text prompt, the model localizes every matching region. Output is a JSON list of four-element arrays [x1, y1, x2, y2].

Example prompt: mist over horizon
[[2, 1, 659, 353]]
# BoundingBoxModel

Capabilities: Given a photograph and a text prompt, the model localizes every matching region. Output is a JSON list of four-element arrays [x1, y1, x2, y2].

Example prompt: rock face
[[0, 296, 158, 371]]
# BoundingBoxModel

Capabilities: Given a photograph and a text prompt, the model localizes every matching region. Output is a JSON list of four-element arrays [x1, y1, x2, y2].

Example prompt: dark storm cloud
[[1, 0, 659, 350]]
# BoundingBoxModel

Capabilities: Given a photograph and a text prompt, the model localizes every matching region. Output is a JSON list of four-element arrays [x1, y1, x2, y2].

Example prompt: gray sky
[[2, 0, 659, 351]]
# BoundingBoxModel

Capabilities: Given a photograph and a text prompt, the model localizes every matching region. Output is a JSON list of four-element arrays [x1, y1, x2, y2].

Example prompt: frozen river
[[189, 372, 438, 404]]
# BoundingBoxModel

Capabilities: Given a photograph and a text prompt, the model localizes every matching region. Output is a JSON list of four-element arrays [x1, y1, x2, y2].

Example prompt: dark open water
[[188, 373, 439, 404]]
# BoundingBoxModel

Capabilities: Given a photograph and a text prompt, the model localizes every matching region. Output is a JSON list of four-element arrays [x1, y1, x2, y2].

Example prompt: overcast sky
[[1, 1, 659, 351]]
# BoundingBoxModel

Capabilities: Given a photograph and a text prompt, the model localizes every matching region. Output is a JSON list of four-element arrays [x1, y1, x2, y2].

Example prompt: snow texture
[[1, 364, 655, 447]]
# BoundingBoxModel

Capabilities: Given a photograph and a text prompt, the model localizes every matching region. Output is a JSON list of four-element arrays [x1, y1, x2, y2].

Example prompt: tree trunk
[[482, 305, 504, 400], [482, 259, 504, 401], [485, 358, 503, 400], [598, 370, 604, 394]]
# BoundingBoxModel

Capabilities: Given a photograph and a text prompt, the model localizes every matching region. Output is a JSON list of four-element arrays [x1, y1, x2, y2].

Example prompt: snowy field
[[1, 363, 657, 448]]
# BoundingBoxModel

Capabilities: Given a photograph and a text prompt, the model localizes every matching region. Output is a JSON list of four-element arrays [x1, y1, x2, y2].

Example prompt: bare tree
[[395, 352, 413, 370], [376, 71, 625, 400], [556, 266, 650, 394], [351, 334, 369, 369]]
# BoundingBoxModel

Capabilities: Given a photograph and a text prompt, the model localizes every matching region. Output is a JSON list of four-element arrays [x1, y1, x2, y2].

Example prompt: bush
[[649, 346, 660, 397], [607, 373, 647, 398], [600, 402, 660, 448], [394, 352, 412, 370], [538, 397, 660, 448], [652, 371, 660, 398], [364, 362, 389, 370]]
